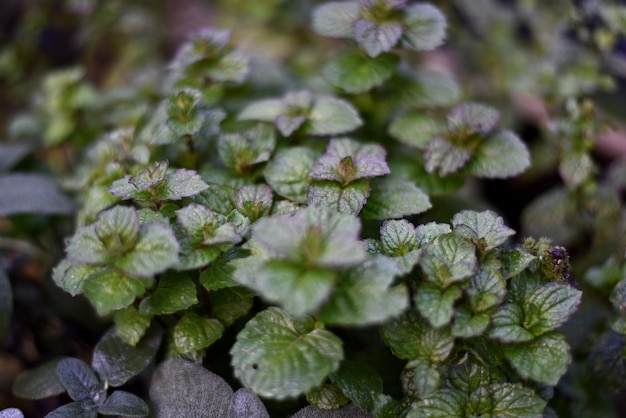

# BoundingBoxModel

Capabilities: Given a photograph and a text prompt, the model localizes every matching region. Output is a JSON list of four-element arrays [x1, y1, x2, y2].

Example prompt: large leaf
[[322, 51, 398, 93], [524, 283, 581, 336], [0, 174, 75, 216], [361, 177, 431, 220], [388, 112, 440, 149], [487, 383, 547, 418], [45, 402, 97, 418], [397, 69, 460, 108], [503, 333, 571, 385], [230, 307, 343, 399], [329, 361, 383, 411], [113, 307, 152, 346], [150, 358, 234, 418], [138, 272, 198, 315], [92, 326, 162, 387], [408, 389, 466, 418]]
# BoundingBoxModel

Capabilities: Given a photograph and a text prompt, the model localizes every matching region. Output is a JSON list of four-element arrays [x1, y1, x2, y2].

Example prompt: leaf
[[227, 388, 270, 418], [330, 361, 383, 411], [316, 256, 408, 326], [138, 272, 198, 315], [193, 183, 237, 215], [467, 130, 530, 179], [353, 18, 403, 57], [56, 358, 105, 402], [264, 147, 317, 203], [521, 187, 578, 246], [306, 384, 350, 410], [97, 390, 149, 417], [291, 404, 373, 418], [424, 136, 472, 176], [498, 249, 535, 280], [405, 358, 441, 397], [83, 269, 148, 316], [467, 264, 506, 313], [150, 358, 234, 418], [307, 180, 370, 215], [415, 222, 452, 247], [234, 184, 273, 221], [92, 326, 162, 387], [447, 355, 493, 394], [322, 51, 398, 93], [45, 402, 97, 418], [560, 150, 594, 189], [489, 304, 535, 343], [238, 99, 284, 122], [312, 1, 361, 38], [503, 333, 571, 385], [415, 282, 463, 328], [174, 312, 225, 353], [219, 124, 276, 171], [0, 408, 24, 418], [209, 287, 255, 326], [451, 307, 490, 338], [12, 359, 67, 400], [611, 279, 626, 314], [379, 219, 417, 256], [115, 223, 180, 278], [110, 168, 208, 202], [360, 177, 431, 220], [199, 248, 244, 291], [380, 310, 454, 362], [407, 389, 466, 418], [113, 307, 151, 346], [401, 4, 447, 51], [420, 233, 477, 288], [0, 174, 75, 216], [306, 97, 363, 136], [452, 210, 515, 252], [398, 69, 460, 108], [524, 283, 582, 335], [161, 169, 210, 200], [0, 142, 32, 171], [310, 138, 390, 183], [230, 307, 343, 399], [388, 112, 440, 149], [488, 383, 547, 418], [447, 103, 500, 135], [0, 267, 12, 344], [210, 50, 250, 83]]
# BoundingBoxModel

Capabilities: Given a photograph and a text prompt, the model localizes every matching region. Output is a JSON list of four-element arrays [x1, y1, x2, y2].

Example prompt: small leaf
[[504, 333, 571, 385], [0, 174, 75, 216], [306, 97, 362, 136], [150, 358, 234, 418], [56, 358, 104, 402], [388, 112, 440, 149], [451, 307, 490, 338], [420, 233, 477, 288], [199, 248, 244, 291], [489, 304, 534, 343], [415, 222, 452, 247], [174, 312, 225, 353], [219, 124, 276, 172], [560, 150, 594, 189], [330, 361, 383, 411], [360, 177, 431, 220], [92, 326, 162, 387], [452, 210, 515, 252], [0, 267, 12, 344], [467, 264, 506, 313], [234, 184, 273, 221], [525, 283, 582, 335], [498, 249, 535, 280], [424, 136, 472, 176], [209, 50, 250, 83], [307, 180, 370, 215], [415, 282, 463, 328], [380, 219, 417, 256], [310, 138, 390, 183], [401, 4, 447, 51], [230, 307, 343, 399], [139, 272, 198, 315], [467, 130, 530, 179], [161, 169, 210, 200], [97, 390, 149, 417], [322, 51, 398, 93], [380, 309, 454, 362], [227, 388, 270, 418], [193, 183, 237, 215], [83, 269, 148, 316], [110, 167, 208, 202], [12, 359, 67, 400], [264, 147, 317, 203], [306, 384, 350, 410], [447, 354, 493, 394], [113, 307, 151, 346], [353, 18, 403, 57], [408, 389, 466, 418], [405, 358, 440, 397], [115, 223, 180, 278], [447, 103, 500, 135], [312, 1, 361, 38]]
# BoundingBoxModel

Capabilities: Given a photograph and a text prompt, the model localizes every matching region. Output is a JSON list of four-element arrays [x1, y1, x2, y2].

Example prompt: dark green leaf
[[447, 355, 493, 394], [424, 136, 472, 176], [306, 384, 350, 410], [45, 402, 97, 418], [361, 177, 431, 220], [199, 248, 244, 291], [115, 223, 180, 278], [398, 69, 460, 108], [407, 389, 466, 418], [97, 390, 149, 417], [12, 359, 67, 400], [234, 184, 273, 221], [503, 333, 571, 385], [0, 174, 75, 216], [192, 183, 237, 215], [420, 233, 477, 288], [174, 312, 225, 353], [524, 283, 581, 335], [405, 358, 440, 398], [209, 287, 254, 326], [489, 304, 534, 343], [498, 249, 535, 280], [83, 269, 148, 316], [92, 326, 162, 387], [230, 307, 343, 399], [451, 307, 490, 338], [113, 307, 152, 346], [447, 103, 500, 135], [330, 361, 383, 411], [488, 383, 547, 418], [415, 282, 463, 328], [139, 272, 198, 315], [322, 51, 398, 93], [379, 219, 417, 256], [467, 264, 506, 313], [56, 358, 104, 402]]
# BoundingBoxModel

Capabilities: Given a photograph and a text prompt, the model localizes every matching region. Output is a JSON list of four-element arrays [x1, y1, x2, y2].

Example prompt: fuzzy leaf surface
[[115, 223, 180, 278], [353, 18, 403, 57], [401, 4, 447, 51], [310, 138, 389, 183], [312, 1, 360, 38], [452, 210, 515, 252], [56, 358, 104, 402], [83, 269, 147, 316], [307, 180, 370, 215], [0, 174, 75, 216], [227, 388, 270, 418], [12, 359, 66, 400], [467, 130, 530, 179], [97, 390, 149, 417], [420, 233, 477, 288]]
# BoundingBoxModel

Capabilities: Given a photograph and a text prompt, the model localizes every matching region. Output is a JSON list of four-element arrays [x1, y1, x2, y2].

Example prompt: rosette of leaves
[[420, 102, 530, 178], [53, 205, 180, 315], [312, 0, 447, 58], [238, 91, 362, 137]]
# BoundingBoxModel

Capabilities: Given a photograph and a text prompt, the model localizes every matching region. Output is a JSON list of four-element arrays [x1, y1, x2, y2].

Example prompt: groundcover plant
[[2, 0, 626, 417]]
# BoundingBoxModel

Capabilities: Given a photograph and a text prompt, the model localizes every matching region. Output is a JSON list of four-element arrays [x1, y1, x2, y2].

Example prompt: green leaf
[[524, 283, 581, 335], [447, 103, 500, 136], [166, 88, 204, 137], [312, 1, 360, 38], [83, 269, 148, 316], [12, 359, 67, 400], [0, 174, 75, 216], [498, 249, 535, 280], [503, 333, 571, 385], [199, 248, 244, 291], [361, 177, 431, 220], [138, 272, 198, 315], [330, 361, 383, 411], [97, 390, 149, 417], [150, 358, 234, 418], [380, 310, 454, 362], [407, 389, 466, 418], [115, 223, 180, 278], [489, 304, 535, 343], [415, 283, 463, 328], [467, 264, 506, 313], [451, 306, 490, 338], [467, 130, 530, 179], [306, 97, 363, 136], [231, 307, 343, 399], [110, 167, 208, 202], [424, 136, 472, 176], [57, 358, 104, 402], [219, 124, 276, 172], [238, 99, 284, 122], [92, 326, 162, 387], [401, 4, 447, 52], [209, 287, 255, 326], [560, 150, 595, 189], [192, 183, 237, 215], [388, 112, 440, 149], [174, 312, 225, 353], [316, 256, 408, 325], [0, 267, 12, 344], [307, 180, 370, 215], [487, 383, 547, 418], [322, 51, 398, 93], [398, 69, 460, 108], [447, 355, 493, 394], [306, 384, 350, 410], [209, 50, 250, 83], [234, 184, 273, 221], [420, 233, 477, 288], [264, 147, 317, 203], [353, 18, 403, 57], [521, 187, 578, 246], [415, 222, 452, 247], [452, 210, 515, 252], [405, 358, 441, 398], [113, 307, 152, 346], [379, 219, 417, 256]]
